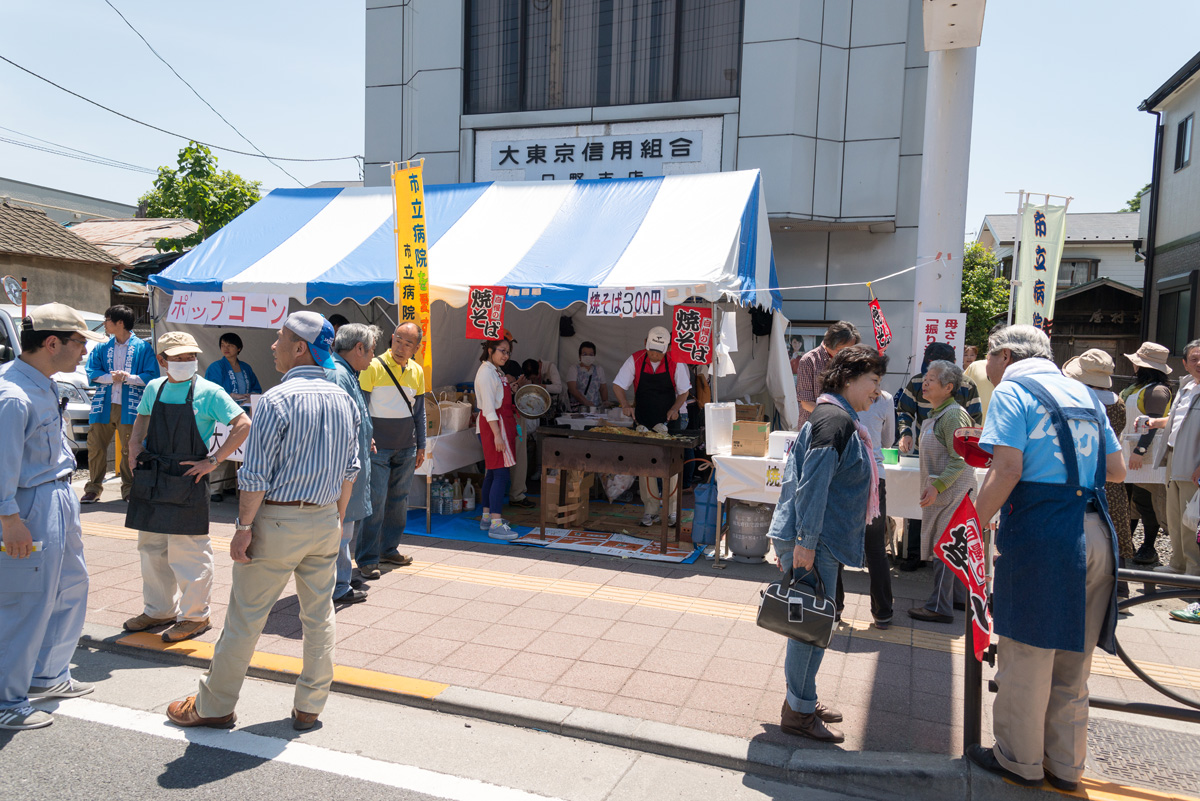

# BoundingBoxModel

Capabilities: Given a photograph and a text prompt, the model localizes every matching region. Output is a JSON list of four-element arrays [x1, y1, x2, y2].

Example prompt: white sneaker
[[28, 679, 94, 700], [0, 706, 53, 730], [488, 521, 519, 541], [1154, 565, 1183, 575], [640, 514, 660, 527], [667, 514, 677, 526]]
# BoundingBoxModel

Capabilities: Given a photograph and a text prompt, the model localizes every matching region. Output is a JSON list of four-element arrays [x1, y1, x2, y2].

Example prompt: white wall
[[1156, 75, 1200, 247], [1064, 243, 1143, 288]]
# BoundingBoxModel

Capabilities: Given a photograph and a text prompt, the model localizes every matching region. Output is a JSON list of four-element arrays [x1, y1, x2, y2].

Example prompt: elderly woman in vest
[[767, 345, 888, 743], [1121, 342, 1173, 566], [908, 360, 977, 624]]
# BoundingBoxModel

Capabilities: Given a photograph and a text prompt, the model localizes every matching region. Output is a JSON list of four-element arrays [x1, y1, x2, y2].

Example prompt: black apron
[[634, 355, 680, 433], [126, 377, 211, 536]]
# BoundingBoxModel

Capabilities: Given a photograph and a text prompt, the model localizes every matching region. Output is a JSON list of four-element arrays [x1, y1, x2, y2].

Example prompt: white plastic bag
[[1184, 489, 1200, 531], [602, 473, 635, 503]]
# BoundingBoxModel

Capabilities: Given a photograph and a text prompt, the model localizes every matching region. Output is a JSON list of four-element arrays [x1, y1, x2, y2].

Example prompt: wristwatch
[[234, 518, 253, 532], [207, 454, 219, 466]]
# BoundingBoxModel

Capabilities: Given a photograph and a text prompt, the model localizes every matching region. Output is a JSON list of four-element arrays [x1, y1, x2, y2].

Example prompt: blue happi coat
[[85, 334, 159, 424]]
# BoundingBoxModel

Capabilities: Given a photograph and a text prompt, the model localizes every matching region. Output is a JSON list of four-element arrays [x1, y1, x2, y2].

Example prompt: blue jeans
[[779, 541, 840, 714], [334, 519, 360, 598], [356, 446, 416, 567]]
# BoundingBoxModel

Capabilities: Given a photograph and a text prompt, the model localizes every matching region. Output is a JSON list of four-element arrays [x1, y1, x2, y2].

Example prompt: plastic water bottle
[[437, 479, 450, 515], [431, 479, 445, 515], [452, 478, 463, 514], [464, 480, 476, 512]]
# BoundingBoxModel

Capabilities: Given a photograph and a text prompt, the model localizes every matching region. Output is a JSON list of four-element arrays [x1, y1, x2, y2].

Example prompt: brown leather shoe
[[162, 618, 212, 643], [781, 700, 844, 743], [167, 696, 236, 729], [123, 613, 176, 632], [815, 701, 843, 723], [292, 709, 319, 730], [80, 492, 100, 504]]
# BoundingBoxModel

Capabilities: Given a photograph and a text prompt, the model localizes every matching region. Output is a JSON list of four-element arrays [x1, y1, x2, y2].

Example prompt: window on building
[[1156, 271, 1197, 356], [465, 0, 743, 115], [1056, 259, 1097, 289], [1175, 114, 1193, 171]]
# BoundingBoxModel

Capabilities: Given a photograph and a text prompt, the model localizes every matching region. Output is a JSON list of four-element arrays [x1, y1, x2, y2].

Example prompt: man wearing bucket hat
[[1121, 342, 1174, 566], [1064, 350, 1132, 589], [0, 304, 104, 730], [613, 326, 691, 526], [168, 311, 360, 731], [122, 331, 250, 644], [1140, 339, 1200, 577]]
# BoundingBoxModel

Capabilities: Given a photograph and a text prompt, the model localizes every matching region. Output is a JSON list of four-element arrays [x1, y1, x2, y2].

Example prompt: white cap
[[26, 303, 105, 342], [646, 326, 670, 353]]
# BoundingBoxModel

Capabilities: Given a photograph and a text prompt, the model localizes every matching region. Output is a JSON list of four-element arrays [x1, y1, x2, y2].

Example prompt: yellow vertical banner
[[392, 160, 432, 377]]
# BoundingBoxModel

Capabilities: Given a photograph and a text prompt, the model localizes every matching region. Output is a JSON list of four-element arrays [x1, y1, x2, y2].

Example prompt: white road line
[[51, 698, 566, 801]]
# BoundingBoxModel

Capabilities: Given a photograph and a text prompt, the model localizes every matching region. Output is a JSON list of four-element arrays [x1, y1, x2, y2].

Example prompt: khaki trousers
[[641, 474, 678, 518], [137, 531, 214, 621], [196, 503, 340, 717], [85, 403, 133, 497], [1165, 450, 1200, 574], [992, 513, 1115, 783]]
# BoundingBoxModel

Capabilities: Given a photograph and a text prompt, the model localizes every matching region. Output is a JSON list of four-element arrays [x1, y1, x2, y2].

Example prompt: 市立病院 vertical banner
[[392, 160, 432, 378], [1014, 202, 1067, 334]]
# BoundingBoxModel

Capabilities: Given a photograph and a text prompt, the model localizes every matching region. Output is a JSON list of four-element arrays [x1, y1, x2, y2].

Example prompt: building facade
[[1140, 51, 1200, 357], [365, 0, 969, 385], [0, 177, 137, 225]]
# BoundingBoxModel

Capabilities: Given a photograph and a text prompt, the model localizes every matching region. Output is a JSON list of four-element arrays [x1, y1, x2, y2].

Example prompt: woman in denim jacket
[[767, 345, 888, 742]]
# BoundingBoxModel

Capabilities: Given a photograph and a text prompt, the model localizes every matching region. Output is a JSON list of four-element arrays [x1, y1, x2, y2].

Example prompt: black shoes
[[965, 744, 1044, 788], [908, 608, 954, 624], [334, 589, 368, 605]]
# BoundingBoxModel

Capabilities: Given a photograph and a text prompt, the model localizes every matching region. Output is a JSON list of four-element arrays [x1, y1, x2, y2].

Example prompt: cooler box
[[768, 431, 798, 460]]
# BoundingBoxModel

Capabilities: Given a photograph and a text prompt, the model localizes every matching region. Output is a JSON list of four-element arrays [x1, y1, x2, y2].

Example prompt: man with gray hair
[[794, 321, 860, 430], [326, 323, 382, 604], [967, 325, 1125, 792]]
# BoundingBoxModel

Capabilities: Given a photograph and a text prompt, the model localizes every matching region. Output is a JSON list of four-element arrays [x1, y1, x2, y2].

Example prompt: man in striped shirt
[[167, 312, 360, 733]]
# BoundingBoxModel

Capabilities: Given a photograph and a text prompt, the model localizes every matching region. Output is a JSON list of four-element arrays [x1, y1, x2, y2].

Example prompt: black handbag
[[756, 568, 837, 648]]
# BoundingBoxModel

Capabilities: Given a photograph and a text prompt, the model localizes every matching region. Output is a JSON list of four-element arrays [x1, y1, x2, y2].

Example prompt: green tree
[[139, 142, 261, 252], [1121, 182, 1151, 213], [960, 241, 1009, 350]]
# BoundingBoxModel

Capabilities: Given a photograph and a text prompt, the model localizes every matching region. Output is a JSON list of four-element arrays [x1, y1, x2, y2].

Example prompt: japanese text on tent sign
[[586, 287, 664, 318], [669, 305, 713, 365], [917, 313, 966, 365], [466, 286, 507, 340], [166, 290, 288, 329], [393, 161, 432, 376]]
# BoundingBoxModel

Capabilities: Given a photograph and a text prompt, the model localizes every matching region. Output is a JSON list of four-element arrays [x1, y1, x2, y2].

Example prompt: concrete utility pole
[[912, 0, 986, 360]]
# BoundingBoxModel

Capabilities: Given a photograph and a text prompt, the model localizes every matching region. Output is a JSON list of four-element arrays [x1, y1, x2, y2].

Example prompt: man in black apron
[[613, 326, 690, 527], [124, 332, 249, 643]]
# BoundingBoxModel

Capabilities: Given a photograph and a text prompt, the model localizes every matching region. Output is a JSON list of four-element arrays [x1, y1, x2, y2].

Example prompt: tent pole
[[711, 302, 720, 403]]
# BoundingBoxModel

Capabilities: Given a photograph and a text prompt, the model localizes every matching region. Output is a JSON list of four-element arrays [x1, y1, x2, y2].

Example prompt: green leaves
[[960, 242, 1009, 350], [138, 142, 261, 252]]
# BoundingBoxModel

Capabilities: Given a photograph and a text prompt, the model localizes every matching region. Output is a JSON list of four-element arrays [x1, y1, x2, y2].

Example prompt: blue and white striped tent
[[149, 170, 780, 312]]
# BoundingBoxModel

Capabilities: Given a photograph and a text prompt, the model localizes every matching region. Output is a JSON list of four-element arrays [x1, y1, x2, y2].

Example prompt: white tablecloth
[[712, 453, 989, 521], [415, 428, 484, 476]]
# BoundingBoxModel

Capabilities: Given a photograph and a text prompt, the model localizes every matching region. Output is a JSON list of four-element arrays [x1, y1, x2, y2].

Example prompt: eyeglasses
[[495, 348, 511, 355], [66, 336, 87, 346]]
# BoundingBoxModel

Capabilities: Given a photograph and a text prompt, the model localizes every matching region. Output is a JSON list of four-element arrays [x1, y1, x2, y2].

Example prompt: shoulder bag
[[756, 567, 837, 648]]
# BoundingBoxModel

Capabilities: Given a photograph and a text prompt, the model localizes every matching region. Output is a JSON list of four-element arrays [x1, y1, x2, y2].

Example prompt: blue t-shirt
[[980, 361, 1120, 489], [137, 376, 244, 443]]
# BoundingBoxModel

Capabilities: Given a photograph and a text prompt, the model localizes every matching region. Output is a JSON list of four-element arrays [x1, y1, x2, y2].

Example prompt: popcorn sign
[[465, 286, 507, 340], [668, 305, 713, 365], [917, 313, 967, 365]]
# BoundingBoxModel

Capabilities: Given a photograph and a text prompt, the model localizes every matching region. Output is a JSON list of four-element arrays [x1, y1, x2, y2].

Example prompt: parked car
[[0, 305, 103, 456]]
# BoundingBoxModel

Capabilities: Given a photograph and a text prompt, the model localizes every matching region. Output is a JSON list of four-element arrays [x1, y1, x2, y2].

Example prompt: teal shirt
[[137, 376, 244, 443]]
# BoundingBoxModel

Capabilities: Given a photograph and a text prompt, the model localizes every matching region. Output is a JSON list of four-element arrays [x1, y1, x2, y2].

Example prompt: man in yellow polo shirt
[[355, 321, 427, 578]]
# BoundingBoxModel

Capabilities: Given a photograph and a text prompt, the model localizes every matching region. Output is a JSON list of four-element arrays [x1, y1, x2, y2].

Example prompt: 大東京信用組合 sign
[[586, 287, 664, 318], [489, 132, 702, 182], [165, 291, 289, 329]]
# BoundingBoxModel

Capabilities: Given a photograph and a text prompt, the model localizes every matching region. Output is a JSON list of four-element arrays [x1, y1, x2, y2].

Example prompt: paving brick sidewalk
[[74, 480, 1200, 790]]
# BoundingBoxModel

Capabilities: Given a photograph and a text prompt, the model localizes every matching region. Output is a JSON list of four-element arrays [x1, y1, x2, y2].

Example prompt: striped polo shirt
[[359, 350, 425, 450]]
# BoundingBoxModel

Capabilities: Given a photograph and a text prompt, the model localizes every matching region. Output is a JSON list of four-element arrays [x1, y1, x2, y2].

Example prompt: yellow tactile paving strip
[[82, 523, 1200, 692], [1064, 778, 1200, 801]]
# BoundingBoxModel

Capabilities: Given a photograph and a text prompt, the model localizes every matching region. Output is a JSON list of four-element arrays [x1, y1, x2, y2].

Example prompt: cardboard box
[[731, 421, 770, 456]]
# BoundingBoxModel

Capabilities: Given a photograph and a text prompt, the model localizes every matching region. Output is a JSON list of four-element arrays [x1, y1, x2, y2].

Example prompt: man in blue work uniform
[[968, 324, 1126, 793], [0, 303, 105, 730]]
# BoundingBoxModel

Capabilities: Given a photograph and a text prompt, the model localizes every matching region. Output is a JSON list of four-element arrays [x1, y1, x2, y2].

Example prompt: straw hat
[[1063, 349, 1114, 389], [1124, 342, 1172, 375]]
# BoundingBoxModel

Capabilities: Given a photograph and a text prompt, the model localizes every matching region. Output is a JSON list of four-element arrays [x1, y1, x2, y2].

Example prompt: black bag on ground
[[756, 567, 837, 648]]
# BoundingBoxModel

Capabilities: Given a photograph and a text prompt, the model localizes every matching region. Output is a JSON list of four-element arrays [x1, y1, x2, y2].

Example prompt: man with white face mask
[[123, 331, 249, 643]]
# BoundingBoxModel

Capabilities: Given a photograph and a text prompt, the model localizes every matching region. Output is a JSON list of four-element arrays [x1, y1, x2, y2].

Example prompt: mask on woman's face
[[581, 354, 595, 367], [166, 360, 198, 381]]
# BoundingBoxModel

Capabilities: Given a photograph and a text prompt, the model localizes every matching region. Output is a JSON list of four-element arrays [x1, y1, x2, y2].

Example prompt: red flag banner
[[465, 286, 507, 340], [868, 298, 893, 352], [669, 305, 713, 365], [933, 493, 993, 661]]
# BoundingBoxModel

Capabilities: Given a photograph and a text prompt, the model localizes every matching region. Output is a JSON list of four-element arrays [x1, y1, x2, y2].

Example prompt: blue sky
[[1, 1, 1198, 236]]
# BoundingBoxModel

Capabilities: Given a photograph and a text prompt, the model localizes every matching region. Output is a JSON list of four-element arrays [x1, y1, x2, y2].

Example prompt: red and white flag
[[933, 494, 993, 661]]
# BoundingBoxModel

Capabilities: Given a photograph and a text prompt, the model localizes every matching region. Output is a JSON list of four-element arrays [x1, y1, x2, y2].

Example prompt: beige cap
[[157, 330, 202, 357], [646, 326, 671, 353], [26, 303, 106, 342], [1124, 342, 1173, 375], [1063, 349, 1114, 389]]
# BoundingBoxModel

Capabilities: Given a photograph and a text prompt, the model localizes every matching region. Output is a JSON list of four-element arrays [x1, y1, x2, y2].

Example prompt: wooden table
[[537, 427, 701, 554]]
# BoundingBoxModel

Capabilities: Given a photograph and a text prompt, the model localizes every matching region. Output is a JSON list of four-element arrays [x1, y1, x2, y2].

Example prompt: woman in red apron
[[475, 339, 519, 540]]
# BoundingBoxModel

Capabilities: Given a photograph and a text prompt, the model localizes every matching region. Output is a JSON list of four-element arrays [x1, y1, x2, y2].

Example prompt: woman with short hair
[[203, 331, 262, 502]]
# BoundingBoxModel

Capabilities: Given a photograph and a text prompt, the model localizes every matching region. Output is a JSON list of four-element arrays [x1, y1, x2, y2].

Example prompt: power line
[[0, 53, 361, 164], [0, 134, 158, 176], [0, 124, 158, 174], [101, 0, 303, 187]]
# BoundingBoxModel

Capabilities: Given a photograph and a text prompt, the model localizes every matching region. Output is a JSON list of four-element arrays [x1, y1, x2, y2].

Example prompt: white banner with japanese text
[[586, 287, 664, 318], [165, 291, 289, 329], [917, 313, 968, 365], [1013, 202, 1067, 333]]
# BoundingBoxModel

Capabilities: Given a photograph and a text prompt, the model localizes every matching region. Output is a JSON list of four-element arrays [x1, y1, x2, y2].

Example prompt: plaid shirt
[[794, 345, 831, 430]]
